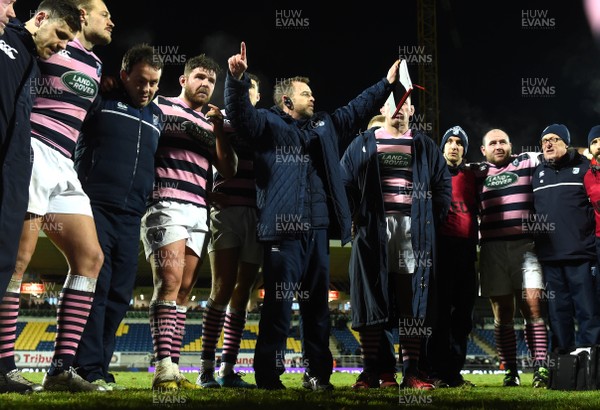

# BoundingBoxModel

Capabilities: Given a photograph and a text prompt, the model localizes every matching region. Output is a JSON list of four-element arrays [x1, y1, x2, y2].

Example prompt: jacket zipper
[[124, 110, 143, 208]]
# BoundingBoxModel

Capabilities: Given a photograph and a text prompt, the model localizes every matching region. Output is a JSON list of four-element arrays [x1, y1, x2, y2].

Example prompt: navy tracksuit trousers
[[74, 205, 141, 382], [0, 132, 32, 299], [542, 260, 600, 352], [253, 229, 333, 383]]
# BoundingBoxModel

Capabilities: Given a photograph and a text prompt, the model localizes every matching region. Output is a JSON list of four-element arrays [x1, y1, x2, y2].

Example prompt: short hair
[[248, 72, 260, 88], [183, 54, 222, 77], [482, 128, 510, 146], [368, 114, 386, 129], [121, 44, 163, 73], [273, 76, 309, 109], [37, 0, 82, 33], [72, 0, 96, 10]]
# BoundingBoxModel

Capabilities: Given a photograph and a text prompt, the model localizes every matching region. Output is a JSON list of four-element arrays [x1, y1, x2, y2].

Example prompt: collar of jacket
[[7, 20, 37, 56], [271, 105, 325, 130], [447, 160, 466, 175], [543, 147, 578, 169]]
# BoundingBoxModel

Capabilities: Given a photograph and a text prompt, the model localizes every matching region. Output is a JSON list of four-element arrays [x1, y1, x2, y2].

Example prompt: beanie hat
[[588, 125, 600, 148], [441, 126, 469, 154], [540, 124, 570, 145]]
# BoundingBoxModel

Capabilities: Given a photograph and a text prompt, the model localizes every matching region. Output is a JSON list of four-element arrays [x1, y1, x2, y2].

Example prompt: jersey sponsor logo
[[573, 167, 580, 174], [117, 102, 128, 110], [378, 152, 411, 168], [60, 71, 98, 99], [0, 40, 18, 60], [484, 171, 518, 189]]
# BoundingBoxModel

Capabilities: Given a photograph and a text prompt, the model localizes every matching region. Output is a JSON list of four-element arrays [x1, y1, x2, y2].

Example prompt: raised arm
[[331, 60, 400, 149], [224, 42, 267, 139], [228, 41, 247, 80]]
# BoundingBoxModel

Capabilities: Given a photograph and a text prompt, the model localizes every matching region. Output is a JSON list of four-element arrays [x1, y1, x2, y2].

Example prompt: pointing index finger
[[240, 41, 246, 60]]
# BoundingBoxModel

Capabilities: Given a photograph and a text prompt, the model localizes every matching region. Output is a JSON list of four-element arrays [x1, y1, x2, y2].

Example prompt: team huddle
[[1, 0, 599, 396]]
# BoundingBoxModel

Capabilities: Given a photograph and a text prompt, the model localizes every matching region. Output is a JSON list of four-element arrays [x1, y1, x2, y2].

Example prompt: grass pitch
[[3, 370, 600, 410]]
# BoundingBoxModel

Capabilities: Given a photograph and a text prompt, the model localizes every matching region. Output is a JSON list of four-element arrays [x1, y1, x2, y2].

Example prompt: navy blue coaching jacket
[[532, 148, 596, 262], [74, 88, 163, 216], [224, 72, 393, 243], [0, 21, 39, 293]]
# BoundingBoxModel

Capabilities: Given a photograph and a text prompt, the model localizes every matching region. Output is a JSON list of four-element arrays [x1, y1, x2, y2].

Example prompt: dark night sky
[[15, 0, 600, 162]]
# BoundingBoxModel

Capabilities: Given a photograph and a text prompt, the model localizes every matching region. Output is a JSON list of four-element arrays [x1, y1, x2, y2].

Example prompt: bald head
[[481, 128, 512, 165]]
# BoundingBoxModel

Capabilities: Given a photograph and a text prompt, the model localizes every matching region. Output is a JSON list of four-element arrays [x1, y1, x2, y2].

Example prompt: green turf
[[3, 371, 600, 410]]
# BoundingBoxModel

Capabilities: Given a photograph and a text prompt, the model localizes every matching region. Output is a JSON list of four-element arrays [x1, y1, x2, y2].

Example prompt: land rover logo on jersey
[[60, 71, 98, 99], [379, 153, 411, 168], [484, 172, 518, 189]]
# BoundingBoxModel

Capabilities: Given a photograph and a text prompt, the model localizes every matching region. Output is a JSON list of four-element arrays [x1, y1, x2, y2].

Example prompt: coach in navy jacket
[[532, 124, 600, 352], [224, 42, 398, 390], [0, 21, 40, 309], [225, 77, 393, 244], [73, 45, 163, 387], [75, 90, 163, 217]]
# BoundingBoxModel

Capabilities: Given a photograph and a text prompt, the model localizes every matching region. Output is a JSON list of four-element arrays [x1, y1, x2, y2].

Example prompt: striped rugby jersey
[[30, 38, 102, 158], [375, 127, 413, 214], [151, 96, 214, 208], [476, 152, 540, 241], [211, 116, 256, 208]]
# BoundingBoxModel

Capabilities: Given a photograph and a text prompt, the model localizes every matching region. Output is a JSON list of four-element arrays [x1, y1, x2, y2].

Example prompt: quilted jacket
[[224, 72, 393, 243]]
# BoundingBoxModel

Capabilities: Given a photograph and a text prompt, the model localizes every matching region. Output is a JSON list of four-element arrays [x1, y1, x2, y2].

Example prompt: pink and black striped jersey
[[30, 38, 102, 159], [375, 127, 414, 215], [211, 117, 256, 208], [476, 152, 540, 241], [151, 96, 214, 208]]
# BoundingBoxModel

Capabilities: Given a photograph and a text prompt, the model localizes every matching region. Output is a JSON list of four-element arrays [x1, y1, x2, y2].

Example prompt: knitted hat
[[540, 124, 570, 145], [441, 126, 469, 154], [588, 125, 600, 148]]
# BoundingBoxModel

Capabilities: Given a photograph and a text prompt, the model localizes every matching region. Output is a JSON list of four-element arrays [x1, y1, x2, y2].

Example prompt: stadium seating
[[14, 318, 532, 359], [14, 321, 303, 354]]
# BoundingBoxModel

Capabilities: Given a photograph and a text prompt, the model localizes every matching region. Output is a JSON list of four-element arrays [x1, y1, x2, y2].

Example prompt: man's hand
[[386, 59, 400, 84], [228, 41, 248, 80], [206, 104, 224, 128]]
